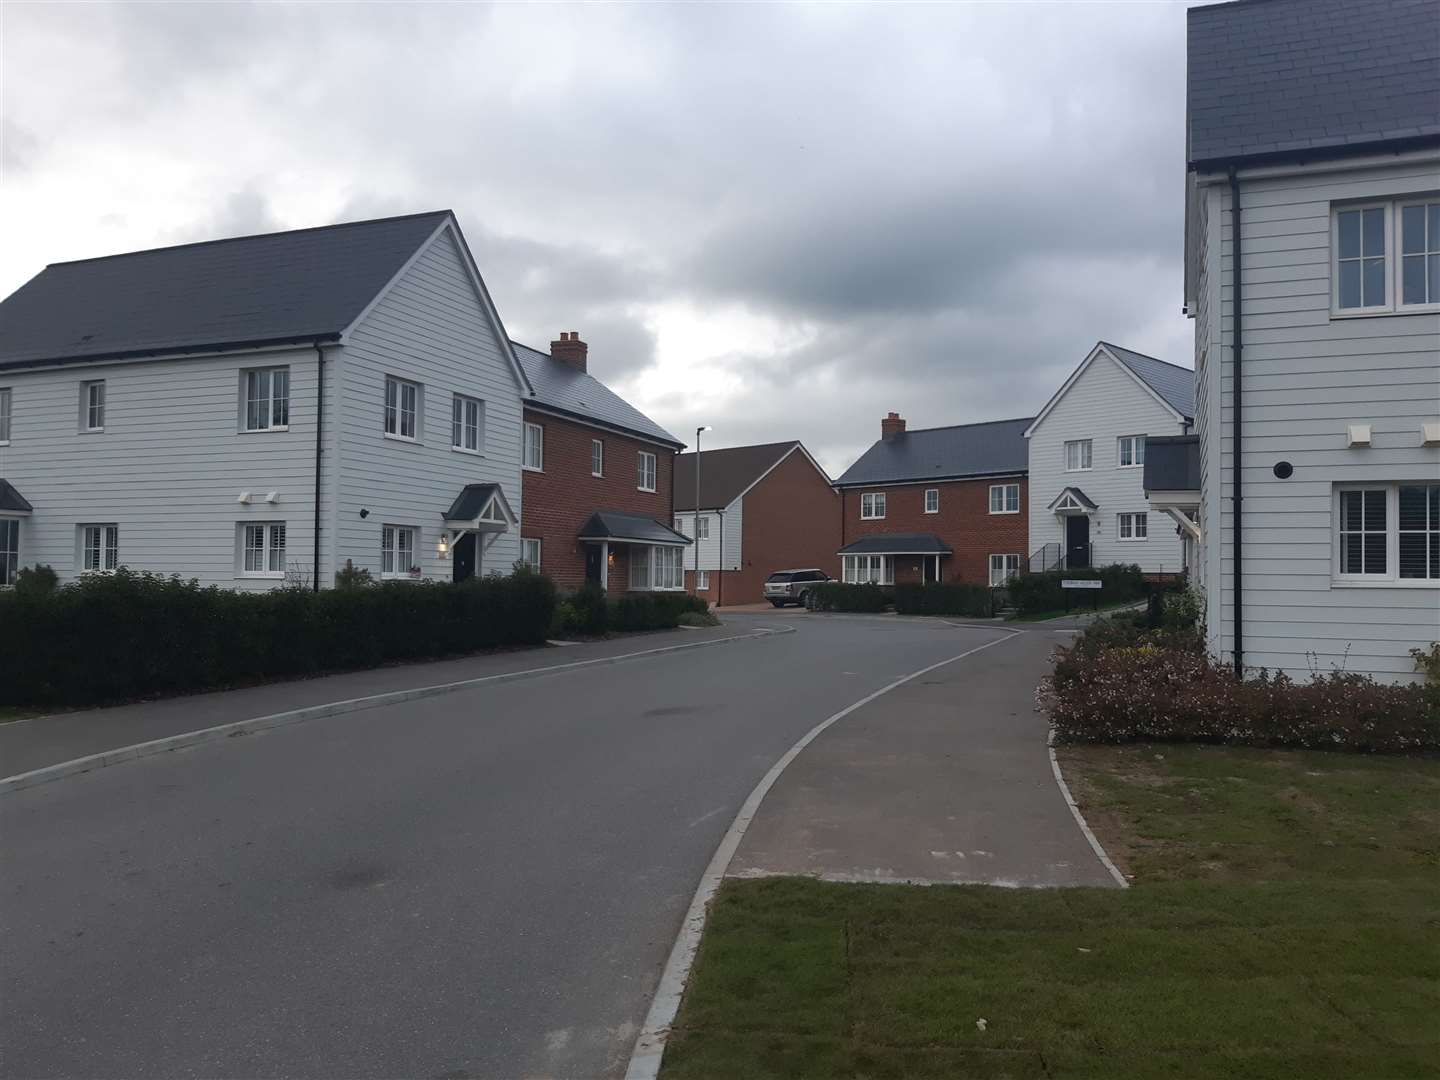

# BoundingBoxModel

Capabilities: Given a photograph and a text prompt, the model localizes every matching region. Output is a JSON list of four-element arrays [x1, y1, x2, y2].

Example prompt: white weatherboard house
[[1024, 342, 1194, 576], [1176, 0, 1440, 682], [0, 211, 532, 589]]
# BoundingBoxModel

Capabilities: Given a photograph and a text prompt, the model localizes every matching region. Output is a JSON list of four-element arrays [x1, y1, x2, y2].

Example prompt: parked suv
[[763, 568, 831, 607]]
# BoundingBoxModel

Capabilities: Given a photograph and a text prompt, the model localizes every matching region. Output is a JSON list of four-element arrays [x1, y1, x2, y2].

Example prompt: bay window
[[629, 544, 684, 590], [842, 554, 893, 584]]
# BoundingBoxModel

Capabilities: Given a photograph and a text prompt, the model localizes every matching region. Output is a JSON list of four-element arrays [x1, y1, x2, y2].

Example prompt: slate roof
[[673, 441, 803, 510], [577, 510, 691, 546], [1047, 487, 1098, 512], [0, 479, 33, 514], [1144, 436, 1202, 494], [511, 342, 683, 449], [1101, 343, 1196, 421], [834, 417, 1031, 487], [837, 533, 953, 556], [443, 483, 512, 523], [0, 211, 454, 371], [1187, 0, 1440, 168]]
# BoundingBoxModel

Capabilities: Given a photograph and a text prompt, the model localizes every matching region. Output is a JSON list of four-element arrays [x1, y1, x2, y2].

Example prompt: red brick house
[[672, 441, 839, 605], [834, 413, 1032, 587], [513, 333, 689, 595]]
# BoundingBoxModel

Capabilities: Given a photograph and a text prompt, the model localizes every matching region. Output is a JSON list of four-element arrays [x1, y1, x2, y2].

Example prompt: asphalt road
[[0, 614, 1006, 1080]]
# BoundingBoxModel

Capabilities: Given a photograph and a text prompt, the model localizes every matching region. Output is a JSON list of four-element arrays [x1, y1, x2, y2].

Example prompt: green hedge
[[893, 582, 995, 617], [0, 567, 557, 707], [1006, 564, 1149, 617], [551, 586, 709, 637], [806, 582, 891, 613]]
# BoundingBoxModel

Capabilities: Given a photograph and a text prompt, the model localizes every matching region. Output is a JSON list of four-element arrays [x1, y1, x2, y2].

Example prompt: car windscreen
[[766, 572, 796, 583]]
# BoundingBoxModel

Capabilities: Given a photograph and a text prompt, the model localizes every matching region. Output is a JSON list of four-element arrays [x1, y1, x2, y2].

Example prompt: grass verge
[[660, 745, 1440, 1079]]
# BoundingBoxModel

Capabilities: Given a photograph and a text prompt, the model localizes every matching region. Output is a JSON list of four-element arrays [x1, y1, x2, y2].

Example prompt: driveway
[[1, 614, 1015, 1080]]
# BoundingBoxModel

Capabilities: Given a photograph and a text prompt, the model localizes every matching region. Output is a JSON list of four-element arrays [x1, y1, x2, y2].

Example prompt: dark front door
[[584, 544, 603, 584], [452, 532, 477, 582], [923, 555, 939, 584], [1065, 515, 1091, 569]]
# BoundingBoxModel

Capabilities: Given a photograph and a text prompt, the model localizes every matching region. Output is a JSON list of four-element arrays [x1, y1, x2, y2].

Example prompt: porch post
[[600, 541, 609, 591]]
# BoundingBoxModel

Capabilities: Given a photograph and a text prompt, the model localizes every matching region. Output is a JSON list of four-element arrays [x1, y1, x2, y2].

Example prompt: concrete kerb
[[1047, 729, 1129, 889], [0, 625, 796, 797]]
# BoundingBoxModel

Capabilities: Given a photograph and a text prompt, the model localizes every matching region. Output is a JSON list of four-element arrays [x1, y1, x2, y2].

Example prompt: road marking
[[0, 625, 796, 796], [1047, 729, 1129, 888], [624, 628, 1021, 1080]]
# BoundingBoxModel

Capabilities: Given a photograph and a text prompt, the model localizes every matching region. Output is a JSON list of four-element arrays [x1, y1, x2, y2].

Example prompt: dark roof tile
[[512, 341, 682, 448], [673, 441, 803, 510], [835, 417, 1031, 487]]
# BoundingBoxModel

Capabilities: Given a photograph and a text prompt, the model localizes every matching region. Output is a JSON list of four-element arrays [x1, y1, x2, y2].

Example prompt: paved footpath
[[731, 623, 1118, 888]]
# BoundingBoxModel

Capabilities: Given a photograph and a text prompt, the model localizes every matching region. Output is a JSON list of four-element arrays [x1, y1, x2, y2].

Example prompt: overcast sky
[[1, 1, 1194, 475]]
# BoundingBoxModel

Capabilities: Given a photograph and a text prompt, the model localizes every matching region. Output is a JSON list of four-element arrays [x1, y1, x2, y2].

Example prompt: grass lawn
[[660, 745, 1440, 1079], [1005, 598, 1142, 623]]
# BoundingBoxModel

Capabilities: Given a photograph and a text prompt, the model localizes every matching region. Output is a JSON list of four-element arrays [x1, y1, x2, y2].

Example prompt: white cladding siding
[[674, 509, 741, 572], [1027, 350, 1189, 574], [336, 226, 524, 581], [1195, 156, 1440, 681], [0, 347, 320, 588]]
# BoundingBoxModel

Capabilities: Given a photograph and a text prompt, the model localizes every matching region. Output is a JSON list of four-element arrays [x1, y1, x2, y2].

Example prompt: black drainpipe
[[1228, 167, 1244, 675], [313, 343, 326, 593]]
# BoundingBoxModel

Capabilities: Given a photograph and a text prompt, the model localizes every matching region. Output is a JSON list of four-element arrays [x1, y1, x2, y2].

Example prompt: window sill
[[381, 574, 424, 582], [523, 465, 543, 473], [237, 573, 285, 580], [1331, 306, 1440, 320], [451, 446, 485, 457], [1331, 578, 1439, 589], [591, 472, 604, 479], [923, 509, 939, 515], [988, 509, 1020, 516], [383, 433, 420, 445], [240, 426, 289, 434], [1117, 464, 1143, 470], [80, 428, 105, 435], [638, 487, 657, 494], [1065, 468, 1092, 473], [1117, 538, 1149, 543]]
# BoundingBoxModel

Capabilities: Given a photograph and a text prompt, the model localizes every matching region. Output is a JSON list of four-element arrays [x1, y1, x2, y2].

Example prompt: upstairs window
[[1400, 200, 1440, 306], [0, 387, 10, 443], [523, 422, 544, 470], [637, 451, 657, 492], [1117, 435, 1146, 468], [383, 377, 418, 440], [452, 394, 483, 453], [1332, 197, 1440, 315], [860, 492, 886, 519], [591, 439, 604, 477], [243, 367, 290, 431], [82, 380, 106, 432], [1065, 439, 1092, 471], [989, 483, 1020, 514], [924, 488, 939, 514], [80, 524, 119, 572]]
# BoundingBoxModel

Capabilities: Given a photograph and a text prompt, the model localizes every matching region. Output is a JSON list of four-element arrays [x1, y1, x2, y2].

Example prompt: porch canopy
[[1143, 435, 1201, 540], [442, 483, 516, 533], [837, 533, 952, 556], [0, 479, 33, 515], [1047, 486, 1097, 515], [838, 533, 952, 585], [577, 510, 690, 547]]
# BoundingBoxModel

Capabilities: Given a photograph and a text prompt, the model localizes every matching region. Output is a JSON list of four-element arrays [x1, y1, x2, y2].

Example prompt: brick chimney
[[881, 411, 907, 441], [550, 330, 588, 373]]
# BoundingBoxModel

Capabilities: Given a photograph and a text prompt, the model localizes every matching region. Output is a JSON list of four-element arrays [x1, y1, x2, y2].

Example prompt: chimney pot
[[550, 330, 588, 373], [881, 412, 907, 441]]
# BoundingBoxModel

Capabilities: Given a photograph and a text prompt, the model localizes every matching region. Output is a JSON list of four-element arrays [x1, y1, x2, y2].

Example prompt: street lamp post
[[695, 425, 711, 597]]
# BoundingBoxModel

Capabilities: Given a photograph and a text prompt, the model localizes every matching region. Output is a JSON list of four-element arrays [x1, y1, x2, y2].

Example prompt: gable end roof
[[1025, 342, 1193, 437], [512, 341, 681, 449]]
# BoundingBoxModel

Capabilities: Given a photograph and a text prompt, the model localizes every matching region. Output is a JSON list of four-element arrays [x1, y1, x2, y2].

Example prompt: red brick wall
[[686, 448, 840, 605], [520, 408, 676, 595], [838, 476, 1028, 585]]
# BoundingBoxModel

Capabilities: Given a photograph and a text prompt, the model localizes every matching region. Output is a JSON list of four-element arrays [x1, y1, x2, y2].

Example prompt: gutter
[[313, 342, 327, 593], [1228, 167, 1244, 675], [0, 332, 342, 375]]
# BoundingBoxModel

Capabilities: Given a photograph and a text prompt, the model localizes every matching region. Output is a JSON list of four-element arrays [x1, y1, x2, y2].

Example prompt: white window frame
[[637, 451, 658, 493], [381, 524, 420, 579], [79, 524, 119, 573], [242, 367, 290, 432], [696, 569, 710, 591], [923, 488, 939, 514], [860, 492, 887, 520], [1064, 439, 1092, 472], [989, 483, 1020, 514], [1333, 482, 1440, 587], [0, 387, 11, 444], [81, 380, 106, 432], [451, 394, 484, 454], [989, 554, 1020, 588], [631, 544, 684, 591], [240, 522, 287, 577], [1117, 512, 1148, 541], [591, 439, 604, 477], [0, 518, 18, 586], [520, 537, 541, 571], [696, 516, 710, 540], [1117, 435, 1146, 469], [1330, 197, 1440, 317], [842, 554, 893, 585], [1396, 197, 1440, 311], [383, 376, 419, 441], [523, 422, 544, 471]]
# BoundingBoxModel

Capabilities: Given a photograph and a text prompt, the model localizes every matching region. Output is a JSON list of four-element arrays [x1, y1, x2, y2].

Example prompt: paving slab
[[729, 628, 1119, 888]]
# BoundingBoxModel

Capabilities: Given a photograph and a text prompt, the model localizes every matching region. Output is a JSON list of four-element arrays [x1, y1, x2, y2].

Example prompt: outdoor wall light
[[437, 534, 450, 558]]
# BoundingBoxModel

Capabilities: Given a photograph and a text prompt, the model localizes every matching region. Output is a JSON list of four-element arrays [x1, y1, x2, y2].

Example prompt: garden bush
[[13, 564, 58, 598], [1007, 563, 1149, 617], [0, 567, 557, 707], [1039, 616, 1439, 754], [550, 587, 710, 637], [806, 582, 890, 613], [893, 582, 995, 617]]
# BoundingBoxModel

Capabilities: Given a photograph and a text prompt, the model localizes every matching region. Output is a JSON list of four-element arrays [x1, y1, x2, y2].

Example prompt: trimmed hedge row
[[0, 568, 558, 707], [1039, 615, 1440, 754], [1007, 564, 1149, 617], [806, 583, 890, 613], [893, 582, 995, 618], [550, 583, 709, 637]]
